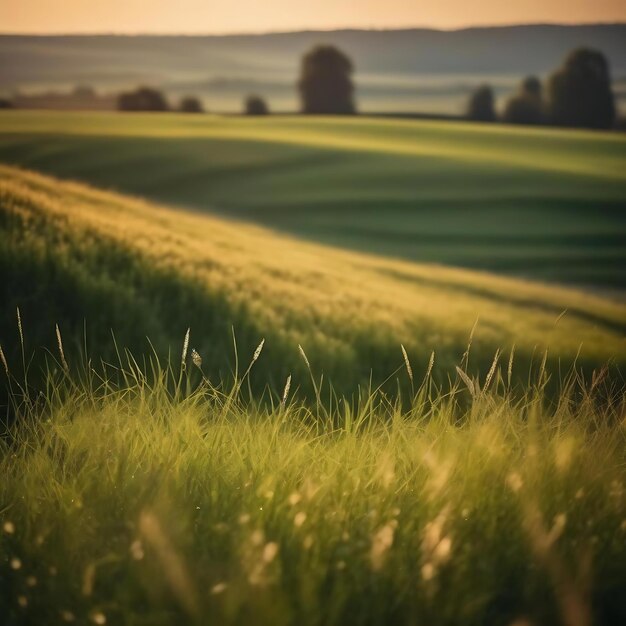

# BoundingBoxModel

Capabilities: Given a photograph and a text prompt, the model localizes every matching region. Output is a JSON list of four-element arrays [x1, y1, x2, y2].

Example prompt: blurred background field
[[0, 111, 625, 289], [1, 25, 625, 114]]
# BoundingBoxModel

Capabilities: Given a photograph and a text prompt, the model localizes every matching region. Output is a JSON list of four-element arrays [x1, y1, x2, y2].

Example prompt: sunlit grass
[[1, 111, 625, 287], [0, 331, 624, 625], [1, 164, 624, 398]]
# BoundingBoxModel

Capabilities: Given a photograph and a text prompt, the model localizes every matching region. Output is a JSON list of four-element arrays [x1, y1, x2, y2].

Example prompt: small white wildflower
[[90, 611, 106, 625], [506, 472, 523, 493], [433, 536, 452, 563], [211, 582, 228, 595], [250, 529, 264, 546], [370, 522, 395, 571], [130, 539, 144, 560], [288, 492, 302, 506], [262, 542, 279, 563], [421, 562, 435, 581]]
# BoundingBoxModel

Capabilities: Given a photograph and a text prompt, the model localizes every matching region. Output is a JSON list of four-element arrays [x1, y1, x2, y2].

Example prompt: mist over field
[[2, 24, 626, 113]]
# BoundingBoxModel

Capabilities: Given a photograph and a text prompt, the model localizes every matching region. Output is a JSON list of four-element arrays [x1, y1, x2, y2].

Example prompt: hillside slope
[[1, 164, 624, 393], [1, 112, 625, 288]]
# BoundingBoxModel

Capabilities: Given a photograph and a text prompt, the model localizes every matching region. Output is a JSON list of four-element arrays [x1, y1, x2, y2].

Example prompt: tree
[[244, 95, 269, 115], [467, 85, 496, 122], [118, 86, 168, 112], [298, 45, 355, 114], [547, 48, 615, 129], [179, 96, 204, 113], [503, 75, 544, 125]]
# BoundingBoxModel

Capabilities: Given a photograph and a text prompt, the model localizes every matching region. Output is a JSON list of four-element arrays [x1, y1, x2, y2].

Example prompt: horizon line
[[1, 20, 625, 38]]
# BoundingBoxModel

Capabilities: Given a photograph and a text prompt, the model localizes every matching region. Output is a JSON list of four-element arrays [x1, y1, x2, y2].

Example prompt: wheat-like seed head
[[425, 351, 435, 380], [16, 307, 23, 348], [191, 348, 202, 369], [401, 344, 413, 383], [181, 328, 190, 366], [0, 344, 8, 376], [55, 324, 69, 371], [298, 344, 310, 369], [252, 339, 265, 363], [282, 374, 292, 405], [538, 349, 548, 384], [484, 349, 500, 392], [507, 344, 515, 386], [455, 366, 475, 397]]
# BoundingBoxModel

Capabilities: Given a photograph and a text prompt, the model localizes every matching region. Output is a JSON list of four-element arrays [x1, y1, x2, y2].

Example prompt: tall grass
[[1, 329, 624, 626], [2, 164, 625, 404]]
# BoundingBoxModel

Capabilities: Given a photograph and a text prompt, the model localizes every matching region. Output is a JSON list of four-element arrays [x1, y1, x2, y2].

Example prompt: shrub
[[179, 96, 204, 113], [244, 95, 269, 115], [118, 86, 169, 112]]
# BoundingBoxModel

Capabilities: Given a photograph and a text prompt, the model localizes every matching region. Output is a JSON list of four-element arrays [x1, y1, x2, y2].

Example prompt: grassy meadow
[[0, 111, 625, 287], [0, 111, 625, 626], [1, 349, 625, 626], [1, 164, 625, 395]]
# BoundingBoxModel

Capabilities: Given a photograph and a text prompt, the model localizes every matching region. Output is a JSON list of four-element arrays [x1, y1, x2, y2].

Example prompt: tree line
[[116, 44, 618, 130]]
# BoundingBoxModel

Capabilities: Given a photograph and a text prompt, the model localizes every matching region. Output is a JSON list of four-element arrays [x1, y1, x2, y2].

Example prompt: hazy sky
[[1, 0, 625, 34]]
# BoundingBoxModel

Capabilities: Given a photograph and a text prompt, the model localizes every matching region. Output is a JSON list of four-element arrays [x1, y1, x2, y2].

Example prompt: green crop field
[[0, 111, 625, 288]]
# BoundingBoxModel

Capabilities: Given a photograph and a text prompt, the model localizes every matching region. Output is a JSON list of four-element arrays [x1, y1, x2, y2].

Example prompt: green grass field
[[1, 113, 625, 625], [1, 164, 625, 396], [0, 111, 625, 287], [1, 333, 625, 626]]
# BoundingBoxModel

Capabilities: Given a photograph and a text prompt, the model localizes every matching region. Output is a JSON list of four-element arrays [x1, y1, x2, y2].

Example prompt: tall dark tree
[[521, 76, 542, 99], [298, 46, 355, 114], [179, 96, 204, 113], [503, 75, 544, 125], [244, 95, 269, 115], [547, 48, 615, 129], [118, 87, 168, 112], [467, 85, 496, 122]]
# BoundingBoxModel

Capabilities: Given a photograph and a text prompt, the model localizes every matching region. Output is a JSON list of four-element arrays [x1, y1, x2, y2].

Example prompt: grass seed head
[[191, 348, 202, 368], [252, 338, 265, 363], [181, 328, 190, 366], [401, 344, 413, 383]]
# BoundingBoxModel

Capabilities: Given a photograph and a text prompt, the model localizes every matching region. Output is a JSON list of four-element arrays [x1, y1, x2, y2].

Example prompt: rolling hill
[[1, 163, 624, 394], [0, 111, 624, 289]]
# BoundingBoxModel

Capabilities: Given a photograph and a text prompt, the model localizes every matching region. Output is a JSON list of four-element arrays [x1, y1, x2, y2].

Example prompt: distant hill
[[1, 24, 625, 113]]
